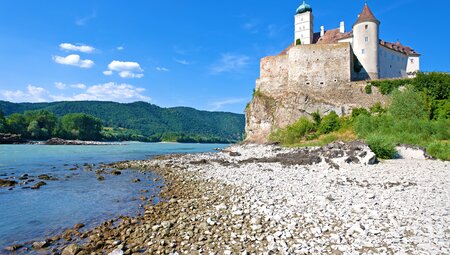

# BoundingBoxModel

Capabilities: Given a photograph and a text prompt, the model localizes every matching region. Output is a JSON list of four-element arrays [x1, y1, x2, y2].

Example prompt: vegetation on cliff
[[0, 101, 245, 143], [270, 73, 450, 160]]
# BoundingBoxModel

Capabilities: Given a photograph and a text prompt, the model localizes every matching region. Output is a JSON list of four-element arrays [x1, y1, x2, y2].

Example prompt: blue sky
[[0, 0, 448, 113]]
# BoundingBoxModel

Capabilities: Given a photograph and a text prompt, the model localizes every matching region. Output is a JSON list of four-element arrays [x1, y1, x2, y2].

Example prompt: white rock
[[108, 249, 123, 255]]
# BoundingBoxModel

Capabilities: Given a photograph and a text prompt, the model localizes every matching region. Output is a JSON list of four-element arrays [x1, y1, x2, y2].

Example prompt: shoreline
[[6, 142, 449, 254]]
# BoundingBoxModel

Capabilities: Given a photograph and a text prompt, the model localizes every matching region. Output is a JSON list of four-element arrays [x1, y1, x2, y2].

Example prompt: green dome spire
[[296, 1, 312, 14]]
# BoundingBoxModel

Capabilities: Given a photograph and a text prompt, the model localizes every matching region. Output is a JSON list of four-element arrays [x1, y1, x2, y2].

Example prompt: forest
[[0, 101, 245, 143]]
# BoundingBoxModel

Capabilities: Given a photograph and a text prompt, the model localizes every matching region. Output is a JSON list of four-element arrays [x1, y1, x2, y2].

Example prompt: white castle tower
[[352, 4, 380, 80], [294, 1, 313, 45]]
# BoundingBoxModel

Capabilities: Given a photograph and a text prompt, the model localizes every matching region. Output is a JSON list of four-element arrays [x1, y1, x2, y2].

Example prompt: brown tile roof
[[314, 29, 353, 44], [380, 40, 420, 56], [354, 4, 380, 26]]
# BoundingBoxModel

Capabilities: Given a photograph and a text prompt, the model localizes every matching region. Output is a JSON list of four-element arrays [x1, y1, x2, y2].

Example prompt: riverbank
[[0, 143, 226, 254], [11, 142, 449, 254]]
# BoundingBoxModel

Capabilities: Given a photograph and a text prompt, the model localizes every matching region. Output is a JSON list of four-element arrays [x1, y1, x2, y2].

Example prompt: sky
[[0, 0, 448, 113]]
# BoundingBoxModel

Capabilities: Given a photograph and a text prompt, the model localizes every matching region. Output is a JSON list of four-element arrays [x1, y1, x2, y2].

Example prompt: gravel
[[30, 142, 450, 254]]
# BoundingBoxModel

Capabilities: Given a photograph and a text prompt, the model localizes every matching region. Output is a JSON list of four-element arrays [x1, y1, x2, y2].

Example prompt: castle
[[292, 1, 420, 81], [245, 2, 419, 143]]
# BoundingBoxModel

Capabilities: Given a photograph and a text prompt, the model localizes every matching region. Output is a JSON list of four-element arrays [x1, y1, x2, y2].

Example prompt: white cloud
[[118, 71, 144, 78], [70, 83, 87, 90], [117, 46, 124, 51], [156, 67, 169, 72], [210, 54, 250, 74], [53, 54, 95, 68], [210, 98, 247, 111], [1, 83, 150, 103], [75, 12, 96, 26], [174, 59, 190, 65], [59, 43, 95, 53], [54, 82, 87, 90], [1, 85, 49, 102], [103, 70, 113, 76], [54, 82, 149, 102], [106, 60, 144, 78], [54, 82, 66, 90]]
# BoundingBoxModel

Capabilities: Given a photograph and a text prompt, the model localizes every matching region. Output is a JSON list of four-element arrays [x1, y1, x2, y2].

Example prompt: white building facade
[[293, 2, 420, 80]]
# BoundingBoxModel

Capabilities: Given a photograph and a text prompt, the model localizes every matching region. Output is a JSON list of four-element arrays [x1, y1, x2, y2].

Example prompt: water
[[0, 142, 227, 248]]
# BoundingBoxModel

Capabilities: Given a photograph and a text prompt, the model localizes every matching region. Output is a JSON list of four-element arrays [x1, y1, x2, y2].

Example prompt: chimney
[[340, 21, 345, 33], [320, 26, 325, 37]]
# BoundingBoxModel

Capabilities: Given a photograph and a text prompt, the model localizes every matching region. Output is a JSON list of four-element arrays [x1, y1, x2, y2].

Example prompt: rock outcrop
[[0, 133, 27, 144]]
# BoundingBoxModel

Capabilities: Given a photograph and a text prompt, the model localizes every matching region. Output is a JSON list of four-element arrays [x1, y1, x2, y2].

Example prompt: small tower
[[295, 1, 313, 45], [352, 4, 380, 80]]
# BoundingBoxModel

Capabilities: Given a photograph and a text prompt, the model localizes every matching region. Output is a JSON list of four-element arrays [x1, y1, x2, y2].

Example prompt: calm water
[[0, 142, 226, 248]]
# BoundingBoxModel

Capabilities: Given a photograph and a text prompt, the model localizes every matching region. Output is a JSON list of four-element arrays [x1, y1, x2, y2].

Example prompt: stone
[[32, 240, 50, 249], [74, 223, 85, 230], [62, 244, 82, 255], [108, 248, 124, 255], [4, 244, 23, 251], [0, 179, 17, 187]]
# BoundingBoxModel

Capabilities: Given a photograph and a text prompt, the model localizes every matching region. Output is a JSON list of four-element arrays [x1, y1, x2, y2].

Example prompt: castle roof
[[354, 4, 380, 26], [380, 40, 420, 56], [314, 29, 353, 44], [296, 1, 312, 14]]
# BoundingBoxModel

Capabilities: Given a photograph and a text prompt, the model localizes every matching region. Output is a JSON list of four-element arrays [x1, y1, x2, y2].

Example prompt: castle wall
[[379, 45, 408, 78], [257, 43, 352, 95], [287, 43, 353, 88], [257, 55, 289, 94], [406, 56, 420, 78]]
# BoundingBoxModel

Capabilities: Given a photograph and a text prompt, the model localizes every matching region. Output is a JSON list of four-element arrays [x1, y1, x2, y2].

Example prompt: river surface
[[0, 142, 227, 248]]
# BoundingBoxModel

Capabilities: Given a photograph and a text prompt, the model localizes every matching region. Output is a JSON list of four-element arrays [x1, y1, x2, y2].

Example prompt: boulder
[[0, 133, 27, 144], [32, 240, 50, 249], [62, 244, 82, 255], [0, 179, 17, 187]]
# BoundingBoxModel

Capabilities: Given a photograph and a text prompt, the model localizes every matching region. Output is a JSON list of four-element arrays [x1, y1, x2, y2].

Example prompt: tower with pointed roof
[[294, 1, 314, 45], [352, 4, 380, 80]]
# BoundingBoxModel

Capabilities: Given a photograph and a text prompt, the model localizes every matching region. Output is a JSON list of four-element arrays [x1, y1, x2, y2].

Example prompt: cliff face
[[245, 44, 388, 144]]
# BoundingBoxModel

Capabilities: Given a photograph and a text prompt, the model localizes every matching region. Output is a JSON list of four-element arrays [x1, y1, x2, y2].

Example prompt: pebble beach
[[14, 142, 449, 255]]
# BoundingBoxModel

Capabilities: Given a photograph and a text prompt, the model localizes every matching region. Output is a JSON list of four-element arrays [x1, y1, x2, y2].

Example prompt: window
[[365, 25, 368, 29], [365, 37, 369, 42], [410, 59, 414, 63], [362, 49, 366, 54]]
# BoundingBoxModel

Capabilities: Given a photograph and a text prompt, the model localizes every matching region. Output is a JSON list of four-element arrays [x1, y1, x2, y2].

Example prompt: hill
[[0, 101, 245, 143]]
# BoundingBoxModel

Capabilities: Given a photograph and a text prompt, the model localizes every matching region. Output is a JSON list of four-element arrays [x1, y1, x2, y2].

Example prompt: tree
[[59, 113, 103, 140], [389, 86, 426, 120], [24, 110, 58, 139], [6, 113, 27, 135], [0, 109, 7, 133]]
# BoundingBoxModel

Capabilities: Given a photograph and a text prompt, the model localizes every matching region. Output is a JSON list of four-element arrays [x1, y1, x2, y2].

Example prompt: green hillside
[[0, 101, 245, 143]]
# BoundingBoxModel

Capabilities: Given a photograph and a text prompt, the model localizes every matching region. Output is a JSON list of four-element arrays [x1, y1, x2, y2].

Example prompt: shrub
[[427, 141, 450, 161], [296, 39, 301, 45], [389, 86, 426, 120], [270, 117, 315, 144], [367, 135, 397, 159], [369, 102, 386, 114], [319, 111, 341, 134], [365, 84, 372, 94], [311, 111, 321, 126], [351, 108, 370, 118], [253, 89, 262, 98]]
